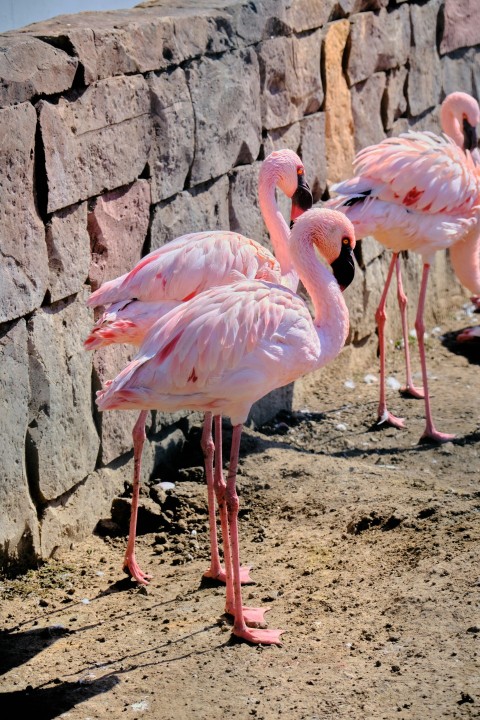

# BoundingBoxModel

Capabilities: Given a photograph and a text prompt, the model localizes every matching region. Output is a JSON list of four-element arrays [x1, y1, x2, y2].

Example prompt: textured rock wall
[[0, 0, 478, 567]]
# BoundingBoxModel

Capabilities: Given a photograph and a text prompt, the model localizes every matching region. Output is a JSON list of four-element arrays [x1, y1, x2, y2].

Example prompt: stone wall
[[0, 0, 478, 569]]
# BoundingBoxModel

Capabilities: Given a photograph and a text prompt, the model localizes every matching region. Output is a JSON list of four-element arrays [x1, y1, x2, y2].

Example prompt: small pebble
[[363, 374, 377, 384], [158, 481, 175, 491], [344, 379, 356, 390], [386, 376, 401, 391]]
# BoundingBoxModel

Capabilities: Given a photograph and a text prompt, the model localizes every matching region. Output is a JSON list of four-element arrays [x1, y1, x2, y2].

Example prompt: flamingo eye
[[297, 167, 304, 175], [342, 236, 350, 245]]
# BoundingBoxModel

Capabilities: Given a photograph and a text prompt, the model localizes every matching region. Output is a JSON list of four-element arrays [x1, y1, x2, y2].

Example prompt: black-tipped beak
[[331, 243, 355, 291], [290, 173, 313, 228], [463, 118, 478, 153]]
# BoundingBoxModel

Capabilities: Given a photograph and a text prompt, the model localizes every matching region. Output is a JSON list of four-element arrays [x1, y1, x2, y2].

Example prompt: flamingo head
[[293, 208, 357, 291], [260, 149, 313, 226], [441, 92, 480, 153]]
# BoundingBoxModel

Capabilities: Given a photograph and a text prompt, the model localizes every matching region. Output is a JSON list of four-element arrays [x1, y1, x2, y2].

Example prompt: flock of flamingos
[[83, 91, 480, 646]]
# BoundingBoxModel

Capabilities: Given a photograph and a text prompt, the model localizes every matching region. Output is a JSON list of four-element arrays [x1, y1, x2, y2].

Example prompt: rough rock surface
[[88, 180, 151, 294], [0, 35, 77, 107], [27, 293, 100, 501], [0, 320, 40, 566], [0, 103, 48, 324], [46, 203, 90, 303], [187, 48, 261, 186], [39, 76, 152, 213], [351, 73, 387, 152], [150, 176, 230, 249], [440, 0, 480, 54], [407, 0, 442, 117], [324, 20, 355, 186]]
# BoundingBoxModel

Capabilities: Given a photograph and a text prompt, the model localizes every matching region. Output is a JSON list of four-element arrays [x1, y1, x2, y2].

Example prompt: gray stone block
[[39, 75, 152, 213], [442, 51, 475, 98], [351, 73, 387, 152], [148, 68, 195, 204], [150, 175, 230, 250], [93, 343, 153, 465], [40, 466, 126, 559], [384, 67, 408, 131], [46, 203, 90, 303], [347, 6, 410, 86], [0, 103, 48, 323], [283, 0, 336, 31], [258, 31, 323, 131], [27, 291, 100, 501], [0, 35, 77, 107], [407, 47, 442, 118], [440, 0, 480, 54], [228, 162, 269, 249], [88, 180, 151, 294], [187, 48, 261, 186], [0, 320, 40, 568]]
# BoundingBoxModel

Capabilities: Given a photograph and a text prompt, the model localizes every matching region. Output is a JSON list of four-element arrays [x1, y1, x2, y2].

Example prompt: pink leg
[[212, 419, 262, 628], [123, 410, 152, 585], [376, 254, 405, 429], [395, 256, 424, 399], [226, 425, 283, 645], [416, 264, 455, 443], [203, 415, 253, 585], [201, 413, 224, 581]]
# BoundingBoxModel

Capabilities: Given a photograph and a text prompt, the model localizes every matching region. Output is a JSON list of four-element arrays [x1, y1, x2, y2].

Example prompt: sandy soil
[[1, 309, 479, 720]]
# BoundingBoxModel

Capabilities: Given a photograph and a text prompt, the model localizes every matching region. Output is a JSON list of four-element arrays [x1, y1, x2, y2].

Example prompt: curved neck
[[449, 222, 480, 295], [440, 104, 464, 148], [289, 233, 350, 366], [258, 176, 299, 292]]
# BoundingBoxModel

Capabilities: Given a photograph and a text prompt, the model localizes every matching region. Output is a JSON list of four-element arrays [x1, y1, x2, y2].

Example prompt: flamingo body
[[329, 92, 480, 442], [98, 208, 356, 645], [85, 149, 313, 585]]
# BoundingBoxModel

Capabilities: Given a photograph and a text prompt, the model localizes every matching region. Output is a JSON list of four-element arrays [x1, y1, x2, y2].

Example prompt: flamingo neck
[[440, 102, 464, 149], [290, 233, 350, 366], [258, 176, 299, 292], [449, 222, 480, 295]]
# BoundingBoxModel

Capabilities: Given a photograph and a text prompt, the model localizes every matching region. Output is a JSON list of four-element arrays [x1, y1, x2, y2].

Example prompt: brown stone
[[187, 49, 261, 186], [27, 292, 100, 501], [39, 75, 152, 213], [150, 176, 230, 250], [324, 20, 355, 186], [88, 180, 151, 294], [259, 30, 323, 130], [440, 0, 480, 54], [0, 102, 48, 323], [148, 68, 195, 203], [384, 67, 408, 131], [0, 35, 77, 108], [347, 6, 410, 86], [283, 0, 336, 32], [0, 320, 40, 567], [351, 73, 387, 152], [46, 203, 90, 303]]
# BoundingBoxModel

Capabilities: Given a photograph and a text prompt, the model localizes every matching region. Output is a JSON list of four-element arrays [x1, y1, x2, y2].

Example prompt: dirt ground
[[1, 305, 479, 720]]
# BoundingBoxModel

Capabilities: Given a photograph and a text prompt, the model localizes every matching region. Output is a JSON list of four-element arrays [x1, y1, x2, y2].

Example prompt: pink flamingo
[[85, 149, 312, 585], [96, 208, 356, 645], [329, 93, 480, 442]]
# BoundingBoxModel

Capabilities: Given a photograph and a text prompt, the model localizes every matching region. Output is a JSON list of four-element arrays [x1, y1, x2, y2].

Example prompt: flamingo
[[85, 149, 313, 585], [96, 207, 356, 645], [328, 93, 480, 443]]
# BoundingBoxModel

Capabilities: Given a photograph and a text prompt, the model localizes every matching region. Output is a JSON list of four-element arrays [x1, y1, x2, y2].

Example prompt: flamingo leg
[[203, 415, 253, 585], [123, 410, 152, 585], [212, 419, 263, 627], [395, 256, 424, 399], [416, 264, 455, 443], [376, 253, 405, 429], [227, 425, 283, 645], [201, 412, 224, 581]]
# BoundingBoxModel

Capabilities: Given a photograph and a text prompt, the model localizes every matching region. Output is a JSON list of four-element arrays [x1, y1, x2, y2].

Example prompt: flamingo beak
[[290, 174, 313, 228], [331, 243, 355, 291], [463, 118, 478, 153]]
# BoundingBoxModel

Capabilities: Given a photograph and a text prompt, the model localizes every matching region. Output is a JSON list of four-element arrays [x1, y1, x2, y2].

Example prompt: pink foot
[[203, 565, 253, 585], [123, 557, 152, 586], [232, 627, 283, 646], [377, 409, 405, 429], [419, 429, 455, 444], [401, 384, 425, 399], [226, 605, 270, 628]]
